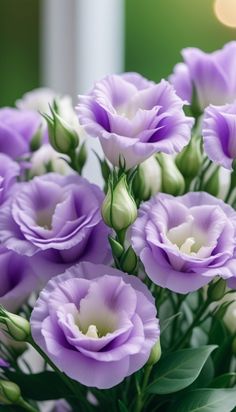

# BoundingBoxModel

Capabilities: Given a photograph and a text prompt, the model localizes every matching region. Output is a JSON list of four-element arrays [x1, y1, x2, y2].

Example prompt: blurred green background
[[0, 0, 235, 106]]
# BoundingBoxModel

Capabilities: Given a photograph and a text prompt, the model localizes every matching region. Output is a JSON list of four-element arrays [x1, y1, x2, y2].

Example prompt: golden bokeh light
[[214, 0, 236, 28]]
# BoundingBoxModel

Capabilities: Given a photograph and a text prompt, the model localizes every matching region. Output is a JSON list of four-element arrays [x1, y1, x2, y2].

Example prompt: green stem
[[135, 365, 153, 412], [17, 398, 38, 412], [225, 169, 236, 204], [171, 299, 210, 350], [69, 150, 79, 173], [116, 228, 127, 247], [28, 336, 89, 410]]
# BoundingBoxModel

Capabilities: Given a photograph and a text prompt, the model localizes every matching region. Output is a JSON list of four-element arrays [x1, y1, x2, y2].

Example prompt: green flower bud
[[30, 123, 44, 152], [43, 106, 79, 155], [0, 309, 30, 342], [133, 156, 162, 201], [157, 153, 185, 195], [208, 278, 226, 302], [120, 246, 138, 273], [202, 164, 220, 197], [76, 142, 87, 174], [0, 380, 21, 405], [108, 236, 124, 259], [176, 135, 202, 178], [232, 336, 236, 355], [102, 175, 137, 231], [147, 339, 162, 366]]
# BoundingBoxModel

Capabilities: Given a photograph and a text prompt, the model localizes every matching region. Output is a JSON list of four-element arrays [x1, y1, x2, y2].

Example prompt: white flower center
[[85, 325, 99, 339], [166, 216, 207, 256], [76, 298, 118, 339], [36, 209, 54, 230]]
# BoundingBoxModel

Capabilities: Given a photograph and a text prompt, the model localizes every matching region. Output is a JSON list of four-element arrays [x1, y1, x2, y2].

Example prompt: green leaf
[[5, 371, 72, 400], [160, 312, 182, 335], [170, 388, 236, 412], [118, 400, 129, 412], [210, 373, 236, 388], [147, 345, 217, 395]]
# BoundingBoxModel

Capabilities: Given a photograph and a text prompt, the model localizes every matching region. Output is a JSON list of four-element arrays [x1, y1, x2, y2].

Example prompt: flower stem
[[17, 398, 39, 412], [135, 365, 153, 412], [28, 335, 90, 410], [171, 299, 210, 350]]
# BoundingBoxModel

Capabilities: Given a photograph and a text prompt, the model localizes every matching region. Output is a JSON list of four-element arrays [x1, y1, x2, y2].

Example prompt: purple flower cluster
[[1, 46, 236, 394]]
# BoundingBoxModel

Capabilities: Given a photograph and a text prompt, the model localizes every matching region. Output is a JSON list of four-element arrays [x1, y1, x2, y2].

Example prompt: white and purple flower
[[0, 154, 20, 206], [203, 101, 236, 170], [77, 73, 193, 169], [0, 173, 110, 281], [0, 247, 36, 312], [30, 262, 159, 389], [131, 192, 236, 293], [0, 108, 44, 159], [170, 42, 236, 110]]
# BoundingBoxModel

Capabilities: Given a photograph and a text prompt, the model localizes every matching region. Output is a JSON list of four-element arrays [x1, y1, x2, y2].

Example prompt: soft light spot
[[214, 0, 236, 28]]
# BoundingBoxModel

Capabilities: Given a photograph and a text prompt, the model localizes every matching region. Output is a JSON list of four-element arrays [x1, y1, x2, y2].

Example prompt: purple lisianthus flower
[[170, 42, 236, 110], [0, 358, 9, 368], [131, 192, 236, 294], [0, 154, 20, 205], [0, 247, 36, 312], [203, 101, 236, 170], [0, 174, 110, 281], [77, 73, 193, 169], [0, 108, 44, 159], [30, 262, 159, 389], [52, 400, 72, 412]]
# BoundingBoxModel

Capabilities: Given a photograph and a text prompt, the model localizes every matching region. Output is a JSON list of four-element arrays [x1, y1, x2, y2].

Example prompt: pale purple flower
[[0, 174, 110, 281], [0, 154, 20, 205], [52, 400, 72, 412], [16, 88, 81, 134], [170, 42, 236, 110], [131, 192, 236, 294], [16, 88, 57, 114], [203, 101, 236, 170], [0, 108, 43, 159], [0, 358, 9, 368], [77, 73, 193, 169], [30, 262, 159, 389], [0, 247, 36, 312]]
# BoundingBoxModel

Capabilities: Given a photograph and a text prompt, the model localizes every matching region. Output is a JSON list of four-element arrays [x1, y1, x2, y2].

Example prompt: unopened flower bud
[[121, 246, 138, 273], [43, 106, 79, 155], [0, 380, 21, 405], [30, 123, 44, 152], [147, 339, 162, 366], [0, 308, 30, 342], [133, 156, 162, 201], [208, 278, 226, 302], [77, 142, 87, 174], [108, 236, 124, 259], [202, 164, 220, 197], [102, 175, 137, 231], [30, 144, 73, 177], [232, 336, 236, 355], [157, 153, 185, 195], [176, 134, 202, 178]]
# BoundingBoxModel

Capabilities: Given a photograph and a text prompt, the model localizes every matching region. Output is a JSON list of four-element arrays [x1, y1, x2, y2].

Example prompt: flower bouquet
[[1, 42, 236, 412]]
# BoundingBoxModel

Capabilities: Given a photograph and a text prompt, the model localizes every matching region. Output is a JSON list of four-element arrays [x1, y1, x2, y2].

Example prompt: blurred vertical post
[[40, 0, 125, 184]]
